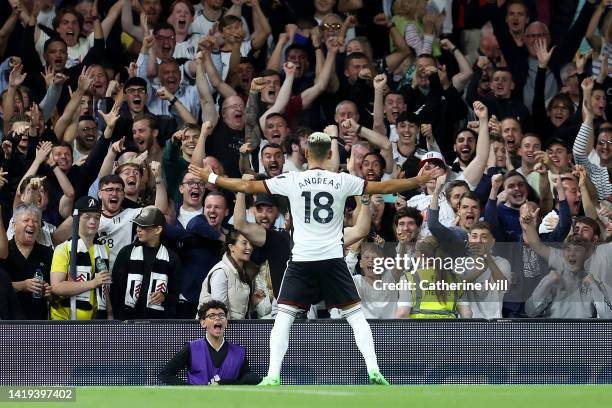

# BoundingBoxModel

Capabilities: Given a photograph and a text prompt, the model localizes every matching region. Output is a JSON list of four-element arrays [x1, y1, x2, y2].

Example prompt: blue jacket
[[163, 212, 223, 303]]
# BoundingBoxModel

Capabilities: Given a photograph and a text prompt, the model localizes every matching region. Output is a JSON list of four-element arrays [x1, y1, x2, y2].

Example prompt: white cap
[[419, 151, 447, 168]]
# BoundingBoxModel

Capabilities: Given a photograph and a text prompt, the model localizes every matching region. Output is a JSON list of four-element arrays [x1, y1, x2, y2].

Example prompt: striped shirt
[[573, 122, 611, 200], [403, 22, 434, 56]]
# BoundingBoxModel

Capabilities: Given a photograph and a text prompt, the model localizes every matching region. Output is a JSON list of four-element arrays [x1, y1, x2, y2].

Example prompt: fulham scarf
[[124, 244, 170, 311]]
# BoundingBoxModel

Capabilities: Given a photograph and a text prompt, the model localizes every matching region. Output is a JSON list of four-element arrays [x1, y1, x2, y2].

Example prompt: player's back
[[264, 169, 365, 262]]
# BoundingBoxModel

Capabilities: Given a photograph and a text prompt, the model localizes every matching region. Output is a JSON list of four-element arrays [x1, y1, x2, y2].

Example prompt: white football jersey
[[264, 169, 365, 261], [99, 208, 141, 269]]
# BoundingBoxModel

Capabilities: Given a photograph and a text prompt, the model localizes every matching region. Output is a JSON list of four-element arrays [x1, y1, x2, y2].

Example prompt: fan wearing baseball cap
[[406, 102, 491, 236], [50, 196, 111, 320], [109, 207, 181, 319]]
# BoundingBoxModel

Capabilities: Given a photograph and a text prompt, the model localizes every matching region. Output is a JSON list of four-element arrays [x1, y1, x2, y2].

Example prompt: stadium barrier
[[1, 319, 611, 385]]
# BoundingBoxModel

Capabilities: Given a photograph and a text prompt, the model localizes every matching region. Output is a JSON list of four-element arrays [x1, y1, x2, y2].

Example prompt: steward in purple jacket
[[158, 300, 260, 385]]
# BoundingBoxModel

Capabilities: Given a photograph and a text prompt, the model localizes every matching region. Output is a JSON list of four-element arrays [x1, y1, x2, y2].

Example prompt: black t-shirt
[[0, 267, 23, 320], [250, 229, 292, 297], [205, 121, 244, 179], [122, 198, 142, 209], [0, 240, 53, 320]]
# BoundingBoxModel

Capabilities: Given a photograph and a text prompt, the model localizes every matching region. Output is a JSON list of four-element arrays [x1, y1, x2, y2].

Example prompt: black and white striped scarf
[[124, 243, 170, 311]]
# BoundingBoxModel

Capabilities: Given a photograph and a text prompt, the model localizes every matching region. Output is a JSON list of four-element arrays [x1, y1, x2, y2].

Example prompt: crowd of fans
[[0, 0, 611, 321]]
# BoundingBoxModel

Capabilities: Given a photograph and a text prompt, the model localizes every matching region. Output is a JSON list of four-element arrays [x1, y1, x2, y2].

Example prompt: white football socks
[[267, 304, 298, 377], [342, 303, 380, 373]]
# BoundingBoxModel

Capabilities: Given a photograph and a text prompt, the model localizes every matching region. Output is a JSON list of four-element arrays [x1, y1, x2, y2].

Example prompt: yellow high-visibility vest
[[404, 268, 459, 319]]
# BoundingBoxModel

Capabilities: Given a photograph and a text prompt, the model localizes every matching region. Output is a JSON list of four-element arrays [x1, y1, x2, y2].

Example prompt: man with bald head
[[204, 95, 246, 178], [488, 0, 597, 106]]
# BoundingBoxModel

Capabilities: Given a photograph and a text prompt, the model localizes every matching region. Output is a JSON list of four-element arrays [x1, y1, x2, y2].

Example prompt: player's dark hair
[[393, 206, 423, 228], [197, 300, 228, 321]]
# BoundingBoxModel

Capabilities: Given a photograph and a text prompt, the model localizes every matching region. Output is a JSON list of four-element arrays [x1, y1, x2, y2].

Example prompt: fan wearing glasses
[[159, 300, 261, 385]]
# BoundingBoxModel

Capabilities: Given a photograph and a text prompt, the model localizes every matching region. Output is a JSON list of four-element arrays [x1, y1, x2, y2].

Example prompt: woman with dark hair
[[197, 230, 265, 319]]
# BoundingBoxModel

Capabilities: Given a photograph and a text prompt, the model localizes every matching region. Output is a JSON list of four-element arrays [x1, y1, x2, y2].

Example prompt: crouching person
[[158, 300, 261, 385]]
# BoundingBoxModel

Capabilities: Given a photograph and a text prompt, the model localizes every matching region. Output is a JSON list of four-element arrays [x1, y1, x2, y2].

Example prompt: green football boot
[[368, 371, 390, 385], [257, 375, 281, 386]]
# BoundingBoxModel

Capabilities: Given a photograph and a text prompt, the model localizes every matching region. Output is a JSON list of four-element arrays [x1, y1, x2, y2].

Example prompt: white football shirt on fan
[[264, 169, 365, 261], [99, 208, 141, 269]]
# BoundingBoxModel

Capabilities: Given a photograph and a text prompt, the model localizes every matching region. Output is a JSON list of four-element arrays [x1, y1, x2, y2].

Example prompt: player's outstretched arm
[[344, 195, 372, 247], [188, 164, 267, 194], [234, 176, 267, 247], [364, 166, 444, 194]]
